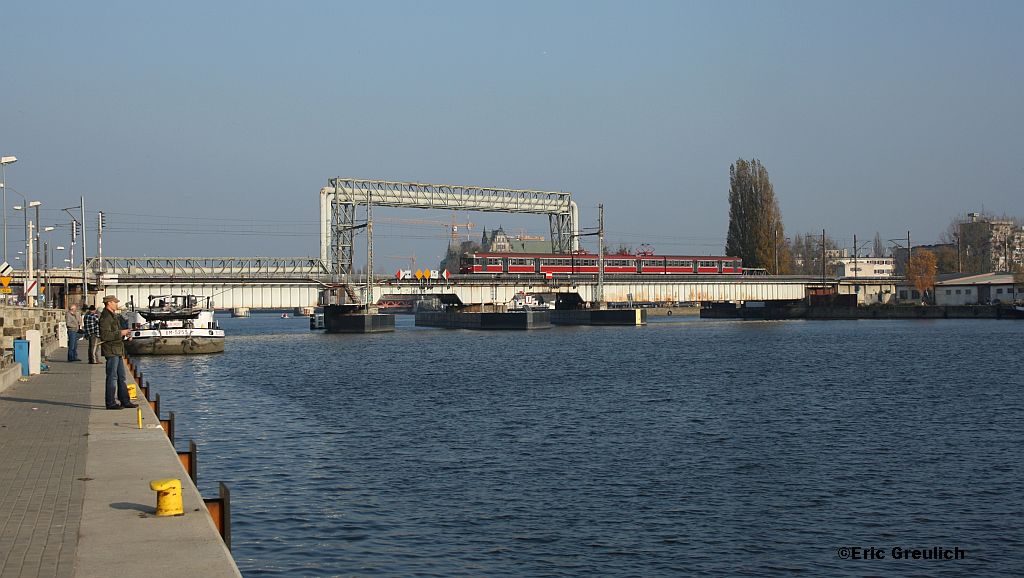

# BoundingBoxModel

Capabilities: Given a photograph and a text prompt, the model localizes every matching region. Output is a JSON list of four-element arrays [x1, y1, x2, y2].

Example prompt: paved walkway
[[0, 351, 241, 578], [0, 352, 93, 578]]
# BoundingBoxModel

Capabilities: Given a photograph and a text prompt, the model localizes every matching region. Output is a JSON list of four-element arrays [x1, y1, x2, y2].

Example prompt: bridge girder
[[320, 178, 579, 276]]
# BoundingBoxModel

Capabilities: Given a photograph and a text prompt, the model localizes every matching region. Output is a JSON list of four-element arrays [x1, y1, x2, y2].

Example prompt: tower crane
[[376, 213, 475, 241]]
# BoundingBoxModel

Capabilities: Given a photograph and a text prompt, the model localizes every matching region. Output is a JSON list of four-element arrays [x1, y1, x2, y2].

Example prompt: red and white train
[[459, 252, 743, 275]]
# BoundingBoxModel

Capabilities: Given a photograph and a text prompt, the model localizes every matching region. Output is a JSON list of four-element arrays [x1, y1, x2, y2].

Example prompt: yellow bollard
[[149, 478, 184, 516], [137, 407, 143, 429], [127, 382, 138, 400]]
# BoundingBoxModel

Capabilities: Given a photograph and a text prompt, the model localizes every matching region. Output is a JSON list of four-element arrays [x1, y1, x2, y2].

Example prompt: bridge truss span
[[320, 177, 579, 277], [92, 257, 330, 279]]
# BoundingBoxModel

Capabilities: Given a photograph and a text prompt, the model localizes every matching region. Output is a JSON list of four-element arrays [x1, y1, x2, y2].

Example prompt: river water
[[138, 315, 1023, 577]]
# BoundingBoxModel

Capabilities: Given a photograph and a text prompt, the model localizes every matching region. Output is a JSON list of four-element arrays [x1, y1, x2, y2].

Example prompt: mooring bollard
[[149, 478, 184, 516], [137, 406, 143, 429]]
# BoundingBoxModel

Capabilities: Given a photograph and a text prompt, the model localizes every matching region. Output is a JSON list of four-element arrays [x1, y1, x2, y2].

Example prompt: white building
[[835, 257, 894, 278], [934, 273, 1021, 306]]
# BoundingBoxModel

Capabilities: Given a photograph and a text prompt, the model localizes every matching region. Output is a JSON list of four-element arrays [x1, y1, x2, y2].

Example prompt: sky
[[2, 0, 1022, 270]]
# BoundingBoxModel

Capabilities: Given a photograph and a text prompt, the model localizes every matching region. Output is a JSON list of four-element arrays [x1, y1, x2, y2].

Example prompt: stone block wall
[[0, 306, 64, 369]]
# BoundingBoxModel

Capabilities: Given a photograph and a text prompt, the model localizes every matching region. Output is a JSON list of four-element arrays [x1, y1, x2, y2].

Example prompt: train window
[[487, 258, 502, 266]]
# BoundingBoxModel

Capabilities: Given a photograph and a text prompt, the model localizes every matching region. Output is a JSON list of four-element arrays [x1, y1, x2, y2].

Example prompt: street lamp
[[63, 199, 87, 305], [12, 200, 41, 305], [12, 205, 28, 271], [32, 201, 42, 275], [41, 226, 55, 306], [1, 155, 17, 263]]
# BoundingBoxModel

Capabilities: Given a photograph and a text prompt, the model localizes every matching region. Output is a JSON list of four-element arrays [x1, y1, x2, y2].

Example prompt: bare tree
[[872, 232, 885, 258], [789, 232, 840, 276]]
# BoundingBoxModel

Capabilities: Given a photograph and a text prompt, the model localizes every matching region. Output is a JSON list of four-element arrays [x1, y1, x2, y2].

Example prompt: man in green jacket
[[99, 295, 137, 410]]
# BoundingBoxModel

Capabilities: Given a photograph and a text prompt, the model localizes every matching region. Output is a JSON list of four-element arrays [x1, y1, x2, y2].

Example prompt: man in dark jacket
[[99, 295, 137, 410]]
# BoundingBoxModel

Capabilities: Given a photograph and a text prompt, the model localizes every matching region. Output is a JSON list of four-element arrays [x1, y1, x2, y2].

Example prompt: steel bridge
[[13, 257, 886, 311], [319, 178, 579, 278]]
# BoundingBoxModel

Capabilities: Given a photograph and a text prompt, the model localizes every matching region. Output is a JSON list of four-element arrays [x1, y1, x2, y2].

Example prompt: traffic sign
[[0, 261, 11, 277], [443, 269, 450, 281], [25, 280, 37, 297], [0, 288, 12, 294], [415, 270, 424, 280], [395, 270, 402, 280], [424, 269, 431, 280], [0, 276, 10, 288]]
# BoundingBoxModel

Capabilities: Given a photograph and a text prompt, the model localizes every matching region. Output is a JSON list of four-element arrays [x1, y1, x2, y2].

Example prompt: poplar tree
[[873, 232, 885, 258], [725, 158, 789, 273]]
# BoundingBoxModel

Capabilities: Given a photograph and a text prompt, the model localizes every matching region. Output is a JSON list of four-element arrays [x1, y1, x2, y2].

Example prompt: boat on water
[[281, 313, 290, 318], [509, 291, 554, 311], [124, 294, 225, 355]]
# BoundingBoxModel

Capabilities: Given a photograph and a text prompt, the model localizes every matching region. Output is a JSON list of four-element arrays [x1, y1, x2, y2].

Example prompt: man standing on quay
[[83, 305, 100, 363], [99, 295, 137, 410], [65, 303, 83, 362]]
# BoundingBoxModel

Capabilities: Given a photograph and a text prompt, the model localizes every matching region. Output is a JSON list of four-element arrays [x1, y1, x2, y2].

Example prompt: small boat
[[509, 291, 553, 311], [124, 294, 225, 355], [281, 313, 290, 318]]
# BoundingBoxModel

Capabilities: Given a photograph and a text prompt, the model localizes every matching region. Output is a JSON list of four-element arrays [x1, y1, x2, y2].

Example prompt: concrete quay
[[0, 349, 241, 577]]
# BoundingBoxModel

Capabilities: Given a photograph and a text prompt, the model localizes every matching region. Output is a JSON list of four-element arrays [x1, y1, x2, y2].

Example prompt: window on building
[[899, 290, 908, 299], [997, 288, 1003, 294], [966, 289, 972, 295], [956, 290, 961, 295], [912, 290, 920, 299], [946, 290, 952, 295]]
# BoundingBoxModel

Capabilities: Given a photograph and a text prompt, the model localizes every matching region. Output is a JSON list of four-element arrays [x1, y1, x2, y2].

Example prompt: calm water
[[139, 315, 1024, 577]]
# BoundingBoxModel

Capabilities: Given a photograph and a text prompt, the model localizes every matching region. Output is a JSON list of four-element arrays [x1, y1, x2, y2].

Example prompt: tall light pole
[[64, 199, 87, 304], [33, 201, 42, 299], [13, 205, 28, 273], [81, 197, 87, 304], [40, 226, 55, 306], [1, 155, 17, 263]]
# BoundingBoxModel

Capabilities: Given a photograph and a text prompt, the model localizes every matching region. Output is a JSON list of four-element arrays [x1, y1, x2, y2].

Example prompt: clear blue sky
[[2, 1, 1022, 268]]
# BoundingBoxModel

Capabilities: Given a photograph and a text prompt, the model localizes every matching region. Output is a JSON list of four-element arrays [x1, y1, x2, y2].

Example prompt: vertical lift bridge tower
[[320, 178, 579, 299]]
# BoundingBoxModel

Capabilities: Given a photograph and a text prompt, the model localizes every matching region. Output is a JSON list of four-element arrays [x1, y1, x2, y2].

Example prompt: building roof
[[935, 272, 1018, 286]]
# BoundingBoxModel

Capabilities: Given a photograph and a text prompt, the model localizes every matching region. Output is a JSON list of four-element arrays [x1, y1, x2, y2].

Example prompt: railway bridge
[[10, 257, 892, 311]]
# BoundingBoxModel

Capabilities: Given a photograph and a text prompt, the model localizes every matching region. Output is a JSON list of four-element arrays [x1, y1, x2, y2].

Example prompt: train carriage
[[459, 252, 743, 275]]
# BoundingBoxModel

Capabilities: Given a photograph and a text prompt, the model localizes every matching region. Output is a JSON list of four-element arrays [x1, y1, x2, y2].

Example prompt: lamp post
[[32, 201, 41, 284], [63, 199, 87, 305], [40, 226, 55, 307], [1, 155, 17, 263]]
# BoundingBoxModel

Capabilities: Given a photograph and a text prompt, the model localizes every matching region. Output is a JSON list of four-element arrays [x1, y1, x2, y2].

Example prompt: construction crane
[[514, 228, 545, 241], [377, 213, 475, 241]]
